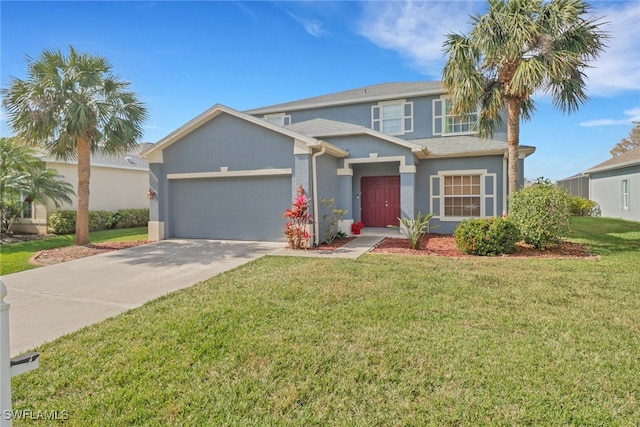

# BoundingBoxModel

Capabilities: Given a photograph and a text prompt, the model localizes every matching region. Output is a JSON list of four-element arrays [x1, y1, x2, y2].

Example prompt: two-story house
[[142, 82, 535, 243]]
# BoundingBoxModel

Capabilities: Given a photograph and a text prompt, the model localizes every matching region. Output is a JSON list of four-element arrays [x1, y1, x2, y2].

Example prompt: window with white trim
[[372, 100, 413, 135], [20, 200, 34, 219], [263, 113, 291, 126], [430, 170, 496, 220], [444, 175, 481, 217], [622, 179, 629, 210], [433, 97, 478, 136]]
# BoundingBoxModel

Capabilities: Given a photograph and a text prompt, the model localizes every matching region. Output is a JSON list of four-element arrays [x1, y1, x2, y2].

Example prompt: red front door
[[361, 176, 400, 227]]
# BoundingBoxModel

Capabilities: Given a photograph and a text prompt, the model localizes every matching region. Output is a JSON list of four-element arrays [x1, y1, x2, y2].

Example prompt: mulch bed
[[30, 241, 149, 266]]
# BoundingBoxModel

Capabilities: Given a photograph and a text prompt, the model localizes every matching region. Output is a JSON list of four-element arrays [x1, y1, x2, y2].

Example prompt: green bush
[[48, 208, 149, 234], [113, 209, 149, 229], [509, 179, 571, 250], [569, 196, 599, 216], [454, 217, 521, 256], [48, 210, 77, 234]]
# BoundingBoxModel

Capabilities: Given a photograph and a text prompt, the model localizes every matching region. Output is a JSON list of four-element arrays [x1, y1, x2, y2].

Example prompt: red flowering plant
[[351, 221, 364, 235], [283, 186, 314, 249]]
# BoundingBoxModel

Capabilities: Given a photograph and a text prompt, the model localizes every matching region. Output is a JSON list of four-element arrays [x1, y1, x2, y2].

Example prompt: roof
[[286, 118, 429, 159], [245, 81, 445, 115], [42, 144, 150, 171], [584, 146, 640, 174], [142, 104, 348, 162], [410, 135, 536, 158]]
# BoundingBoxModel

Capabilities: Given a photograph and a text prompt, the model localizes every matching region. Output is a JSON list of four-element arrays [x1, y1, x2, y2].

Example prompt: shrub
[[48, 208, 150, 234], [569, 196, 599, 216], [113, 209, 149, 228], [48, 210, 77, 234], [454, 217, 521, 256], [509, 178, 571, 250], [399, 212, 436, 250]]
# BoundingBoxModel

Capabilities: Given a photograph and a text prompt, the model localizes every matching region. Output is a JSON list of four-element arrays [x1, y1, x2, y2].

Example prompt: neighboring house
[[557, 173, 589, 198], [12, 145, 151, 234], [583, 147, 640, 221], [142, 82, 535, 243]]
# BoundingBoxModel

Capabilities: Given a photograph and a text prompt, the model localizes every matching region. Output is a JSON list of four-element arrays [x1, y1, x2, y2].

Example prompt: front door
[[361, 176, 400, 227]]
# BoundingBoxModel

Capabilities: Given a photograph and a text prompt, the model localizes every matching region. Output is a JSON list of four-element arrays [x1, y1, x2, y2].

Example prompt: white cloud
[[286, 10, 326, 38], [356, 0, 640, 94], [584, 2, 640, 96], [357, 0, 477, 77], [579, 107, 640, 127]]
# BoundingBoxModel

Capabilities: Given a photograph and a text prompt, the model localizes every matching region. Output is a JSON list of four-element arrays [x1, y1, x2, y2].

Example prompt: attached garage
[[168, 175, 291, 241]]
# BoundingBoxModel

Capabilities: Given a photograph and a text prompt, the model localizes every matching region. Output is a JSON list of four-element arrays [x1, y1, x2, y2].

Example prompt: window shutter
[[430, 175, 441, 217], [433, 99, 442, 135], [371, 105, 381, 132]]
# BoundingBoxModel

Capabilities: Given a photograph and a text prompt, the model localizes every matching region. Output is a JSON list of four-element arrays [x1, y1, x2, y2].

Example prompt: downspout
[[311, 144, 326, 246]]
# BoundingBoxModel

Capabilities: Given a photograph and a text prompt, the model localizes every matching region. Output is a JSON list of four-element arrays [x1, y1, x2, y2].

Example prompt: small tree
[[509, 178, 571, 250], [320, 197, 347, 244], [283, 186, 313, 249]]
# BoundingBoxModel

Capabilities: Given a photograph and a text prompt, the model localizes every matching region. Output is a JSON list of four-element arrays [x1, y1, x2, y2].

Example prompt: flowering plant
[[351, 221, 364, 235], [283, 187, 314, 249]]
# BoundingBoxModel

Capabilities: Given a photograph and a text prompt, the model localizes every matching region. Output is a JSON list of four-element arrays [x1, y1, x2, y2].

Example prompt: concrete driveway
[[1, 239, 283, 356]]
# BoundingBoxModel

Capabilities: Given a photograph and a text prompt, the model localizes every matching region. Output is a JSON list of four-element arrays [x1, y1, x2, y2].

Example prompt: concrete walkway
[[272, 235, 386, 259], [2, 239, 283, 356]]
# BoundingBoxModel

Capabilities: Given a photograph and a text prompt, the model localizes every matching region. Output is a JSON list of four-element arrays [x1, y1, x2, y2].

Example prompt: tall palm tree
[[442, 0, 607, 198], [2, 47, 147, 245]]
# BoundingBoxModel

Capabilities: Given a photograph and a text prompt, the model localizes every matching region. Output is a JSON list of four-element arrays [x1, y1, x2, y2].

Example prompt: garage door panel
[[169, 176, 290, 241]]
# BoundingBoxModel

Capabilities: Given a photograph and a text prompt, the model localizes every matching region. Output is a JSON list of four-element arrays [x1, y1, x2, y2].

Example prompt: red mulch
[[371, 235, 594, 258]]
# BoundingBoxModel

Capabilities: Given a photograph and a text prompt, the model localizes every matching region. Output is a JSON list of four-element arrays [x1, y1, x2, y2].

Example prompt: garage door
[[168, 176, 291, 241]]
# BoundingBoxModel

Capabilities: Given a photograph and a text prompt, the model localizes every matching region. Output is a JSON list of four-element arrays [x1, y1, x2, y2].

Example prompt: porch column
[[400, 172, 415, 220]]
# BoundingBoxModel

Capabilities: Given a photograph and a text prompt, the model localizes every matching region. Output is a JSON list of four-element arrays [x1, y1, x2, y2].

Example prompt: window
[[433, 97, 478, 136], [20, 200, 34, 219], [622, 179, 629, 210], [430, 170, 496, 220], [372, 100, 413, 135], [263, 113, 290, 126], [444, 175, 481, 217]]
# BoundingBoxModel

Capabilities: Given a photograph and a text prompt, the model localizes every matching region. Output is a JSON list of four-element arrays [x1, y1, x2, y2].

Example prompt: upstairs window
[[433, 97, 478, 136], [622, 179, 630, 210], [263, 113, 291, 126], [372, 100, 413, 136]]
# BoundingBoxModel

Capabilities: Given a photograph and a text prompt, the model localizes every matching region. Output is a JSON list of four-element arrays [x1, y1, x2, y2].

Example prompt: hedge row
[[48, 209, 149, 235]]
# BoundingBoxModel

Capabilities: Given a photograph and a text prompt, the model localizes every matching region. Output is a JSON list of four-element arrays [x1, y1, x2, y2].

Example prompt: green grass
[[0, 227, 148, 275], [10, 218, 640, 425]]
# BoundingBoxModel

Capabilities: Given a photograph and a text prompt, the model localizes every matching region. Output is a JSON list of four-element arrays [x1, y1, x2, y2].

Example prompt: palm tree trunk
[[76, 137, 91, 246], [506, 97, 521, 201]]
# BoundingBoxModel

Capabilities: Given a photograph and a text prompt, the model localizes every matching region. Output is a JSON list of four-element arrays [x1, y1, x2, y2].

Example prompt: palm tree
[[2, 46, 147, 245], [0, 137, 75, 234], [442, 0, 607, 198]]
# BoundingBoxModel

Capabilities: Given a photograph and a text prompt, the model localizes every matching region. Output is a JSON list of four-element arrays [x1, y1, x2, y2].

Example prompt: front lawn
[[0, 227, 148, 275], [10, 218, 640, 425]]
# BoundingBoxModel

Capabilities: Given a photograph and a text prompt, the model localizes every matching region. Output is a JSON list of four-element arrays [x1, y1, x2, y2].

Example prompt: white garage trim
[[167, 167, 292, 180]]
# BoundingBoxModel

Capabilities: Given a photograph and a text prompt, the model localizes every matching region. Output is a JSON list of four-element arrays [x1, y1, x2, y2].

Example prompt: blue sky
[[1, 0, 639, 181]]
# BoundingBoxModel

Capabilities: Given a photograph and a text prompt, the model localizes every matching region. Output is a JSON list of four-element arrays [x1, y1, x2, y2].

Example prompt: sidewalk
[[271, 235, 386, 259]]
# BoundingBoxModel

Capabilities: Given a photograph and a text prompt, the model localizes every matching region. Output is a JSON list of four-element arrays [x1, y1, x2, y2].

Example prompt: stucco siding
[[315, 154, 341, 242], [589, 165, 640, 221], [162, 114, 294, 175]]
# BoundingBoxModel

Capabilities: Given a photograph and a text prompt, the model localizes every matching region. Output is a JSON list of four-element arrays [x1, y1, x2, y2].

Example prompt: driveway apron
[[2, 239, 283, 356]]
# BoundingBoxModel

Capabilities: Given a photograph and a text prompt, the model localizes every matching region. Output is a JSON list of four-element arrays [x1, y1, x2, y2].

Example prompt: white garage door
[[168, 176, 291, 241]]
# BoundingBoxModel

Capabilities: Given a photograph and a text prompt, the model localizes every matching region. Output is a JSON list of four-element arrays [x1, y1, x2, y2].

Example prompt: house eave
[[584, 159, 640, 175]]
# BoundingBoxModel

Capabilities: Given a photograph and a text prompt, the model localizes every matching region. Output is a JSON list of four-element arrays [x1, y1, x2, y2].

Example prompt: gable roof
[[286, 118, 429, 159], [410, 135, 536, 158], [141, 104, 348, 162], [245, 81, 445, 115], [584, 146, 640, 174]]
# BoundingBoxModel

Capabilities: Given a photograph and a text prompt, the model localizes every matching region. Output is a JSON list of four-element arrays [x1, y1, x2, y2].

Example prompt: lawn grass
[[0, 227, 148, 275], [9, 218, 640, 425]]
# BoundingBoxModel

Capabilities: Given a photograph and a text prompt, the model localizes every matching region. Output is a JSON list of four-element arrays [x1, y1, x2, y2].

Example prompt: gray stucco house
[[584, 147, 640, 221], [142, 82, 535, 243]]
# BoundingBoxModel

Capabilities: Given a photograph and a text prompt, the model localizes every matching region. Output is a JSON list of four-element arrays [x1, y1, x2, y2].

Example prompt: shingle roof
[[246, 81, 445, 115], [584, 146, 640, 174], [42, 144, 151, 170], [286, 118, 366, 135], [410, 135, 536, 158]]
